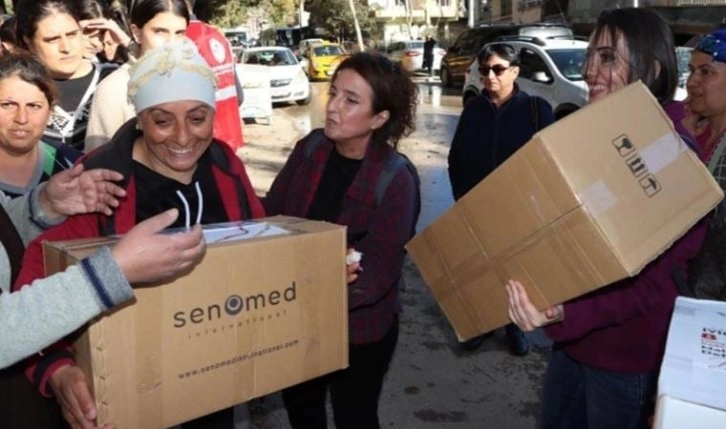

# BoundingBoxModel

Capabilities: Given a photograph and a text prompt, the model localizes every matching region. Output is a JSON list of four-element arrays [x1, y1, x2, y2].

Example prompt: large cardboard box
[[654, 297, 726, 428], [654, 396, 726, 429], [407, 82, 723, 341], [43, 216, 348, 428]]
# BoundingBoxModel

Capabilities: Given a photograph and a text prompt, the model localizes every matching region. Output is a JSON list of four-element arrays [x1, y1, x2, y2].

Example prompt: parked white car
[[462, 37, 588, 120], [238, 46, 312, 106], [385, 40, 446, 73]]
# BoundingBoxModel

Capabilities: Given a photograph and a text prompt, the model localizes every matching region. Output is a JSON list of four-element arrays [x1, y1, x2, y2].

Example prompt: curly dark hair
[[331, 52, 418, 149]]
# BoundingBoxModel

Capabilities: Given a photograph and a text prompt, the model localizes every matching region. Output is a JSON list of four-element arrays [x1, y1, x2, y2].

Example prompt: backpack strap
[[374, 152, 408, 207], [374, 151, 421, 238], [303, 129, 328, 161]]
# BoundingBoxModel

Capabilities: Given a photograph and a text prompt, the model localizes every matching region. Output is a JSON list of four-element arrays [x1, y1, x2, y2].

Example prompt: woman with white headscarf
[[15, 39, 264, 429]]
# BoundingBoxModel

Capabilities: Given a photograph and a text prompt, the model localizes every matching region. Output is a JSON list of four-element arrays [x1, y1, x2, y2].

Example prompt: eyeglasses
[[479, 64, 511, 77]]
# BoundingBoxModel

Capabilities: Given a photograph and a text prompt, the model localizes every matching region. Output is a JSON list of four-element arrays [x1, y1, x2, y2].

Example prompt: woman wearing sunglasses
[[447, 43, 555, 355]]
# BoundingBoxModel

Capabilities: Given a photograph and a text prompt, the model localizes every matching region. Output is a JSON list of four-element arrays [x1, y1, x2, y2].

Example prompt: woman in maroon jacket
[[263, 52, 419, 429], [14, 40, 263, 429], [506, 8, 706, 429]]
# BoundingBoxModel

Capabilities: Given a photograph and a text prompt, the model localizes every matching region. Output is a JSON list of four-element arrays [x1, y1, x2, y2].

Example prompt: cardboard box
[[654, 396, 726, 429], [43, 216, 348, 428], [407, 82, 724, 341], [655, 297, 726, 429]]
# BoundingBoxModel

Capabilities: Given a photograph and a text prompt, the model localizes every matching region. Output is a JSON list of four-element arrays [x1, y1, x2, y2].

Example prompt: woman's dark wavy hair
[[0, 51, 59, 106], [589, 7, 678, 103], [0, 16, 17, 52], [331, 52, 418, 149], [15, 0, 83, 50]]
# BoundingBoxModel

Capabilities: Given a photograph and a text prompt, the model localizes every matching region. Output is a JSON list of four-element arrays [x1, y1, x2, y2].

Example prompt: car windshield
[[225, 31, 247, 47], [547, 48, 587, 81], [676, 47, 693, 88], [407, 42, 424, 50], [314, 45, 344, 56], [244, 50, 297, 66]]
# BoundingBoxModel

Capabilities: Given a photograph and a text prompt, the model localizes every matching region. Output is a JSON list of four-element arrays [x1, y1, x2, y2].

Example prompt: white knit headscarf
[[127, 38, 217, 114]]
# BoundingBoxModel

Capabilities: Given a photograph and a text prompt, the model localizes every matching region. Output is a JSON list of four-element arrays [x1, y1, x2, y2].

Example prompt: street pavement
[[235, 81, 551, 429]]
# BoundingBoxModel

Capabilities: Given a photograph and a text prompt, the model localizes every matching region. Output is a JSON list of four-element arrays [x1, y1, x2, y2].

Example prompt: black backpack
[[302, 129, 421, 239]]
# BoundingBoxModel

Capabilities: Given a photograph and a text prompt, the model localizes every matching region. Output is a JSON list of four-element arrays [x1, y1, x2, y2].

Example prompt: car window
[[519, 48, 553, 84], [314, 45, 344, 56], [244, 50, 297, 66], [407, 41, 425, 50], [458, 30, 480, 53], [469, 29, 497, 53], [676, 47, 693, 88], [547, 48, 586, 81]]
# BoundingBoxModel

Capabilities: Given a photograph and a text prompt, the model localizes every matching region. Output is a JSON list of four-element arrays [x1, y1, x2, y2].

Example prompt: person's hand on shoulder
[[112, 209, 206, 284], [506, 280, 563, 331], [50, 364, 115, 429], [39, 164, 126, 219]]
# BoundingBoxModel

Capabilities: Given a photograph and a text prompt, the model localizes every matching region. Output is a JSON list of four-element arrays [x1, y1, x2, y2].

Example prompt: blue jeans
[[539, 346, 657, 429]]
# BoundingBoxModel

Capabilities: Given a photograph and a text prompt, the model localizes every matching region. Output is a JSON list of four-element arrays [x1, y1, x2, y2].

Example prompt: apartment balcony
[[369, 0, 459, 21]]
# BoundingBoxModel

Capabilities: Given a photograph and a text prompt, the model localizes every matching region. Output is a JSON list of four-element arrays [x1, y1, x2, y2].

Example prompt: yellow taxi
[[306, 42, 348, 80]]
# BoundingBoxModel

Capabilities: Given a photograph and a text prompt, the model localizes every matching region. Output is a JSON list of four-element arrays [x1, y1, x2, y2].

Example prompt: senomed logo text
[[172, 281, 297, 328]]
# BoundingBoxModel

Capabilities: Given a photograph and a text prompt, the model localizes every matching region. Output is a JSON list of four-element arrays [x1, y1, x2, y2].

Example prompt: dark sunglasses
[[479, 64, 511, 76]]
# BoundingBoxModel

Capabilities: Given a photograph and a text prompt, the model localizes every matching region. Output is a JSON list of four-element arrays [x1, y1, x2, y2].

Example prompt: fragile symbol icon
[[612, 134, 635, 157], [626, 155, 648, 178], [639, 175, 662, 197]]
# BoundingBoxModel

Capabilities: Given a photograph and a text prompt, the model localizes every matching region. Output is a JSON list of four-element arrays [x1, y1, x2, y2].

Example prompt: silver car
[[385, 40, 445, 73]]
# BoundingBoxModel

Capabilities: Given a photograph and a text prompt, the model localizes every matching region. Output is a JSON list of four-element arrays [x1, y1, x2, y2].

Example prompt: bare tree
[[404, 0, 414, 39]]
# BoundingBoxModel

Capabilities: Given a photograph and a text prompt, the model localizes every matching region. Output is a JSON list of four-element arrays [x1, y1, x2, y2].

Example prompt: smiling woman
[[14, 40, 264, 429]]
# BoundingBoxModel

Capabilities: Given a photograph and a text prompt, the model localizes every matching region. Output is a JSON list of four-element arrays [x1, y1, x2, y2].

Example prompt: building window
[[436, 0, 451, 6]]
